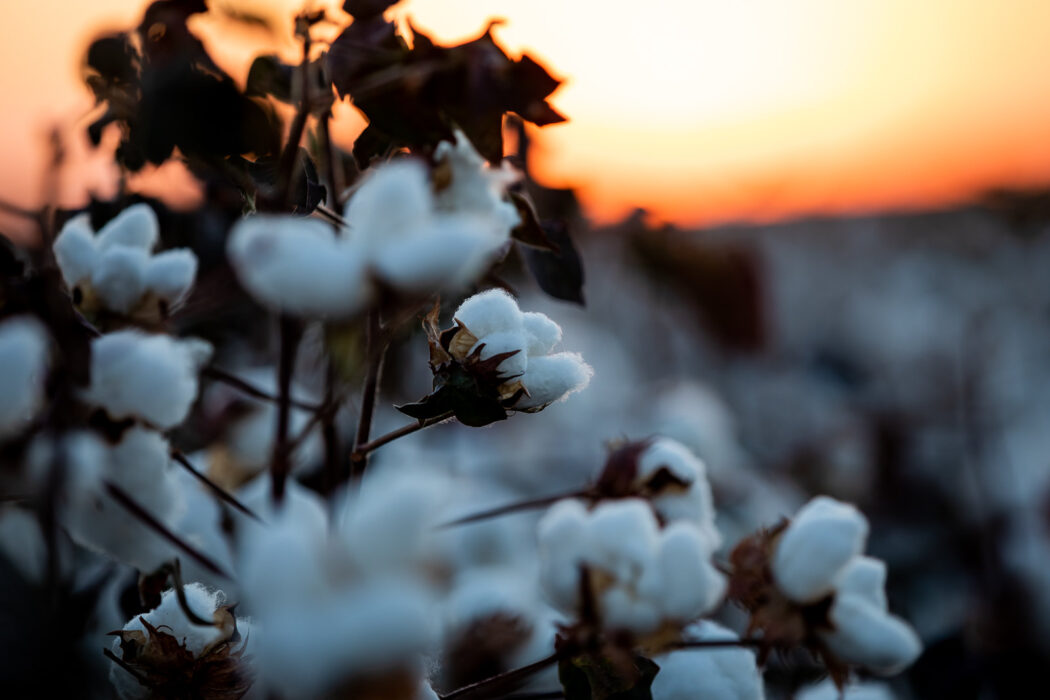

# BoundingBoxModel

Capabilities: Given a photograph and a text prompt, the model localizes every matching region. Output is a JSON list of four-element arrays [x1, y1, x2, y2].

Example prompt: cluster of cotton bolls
[[0, 315, 50, 440], [449, 288, 593, 411], [226, 132, 519, 319], [53, 204, 198, 318], [771, 496, 923, 674], [537, 438, 726, 640]]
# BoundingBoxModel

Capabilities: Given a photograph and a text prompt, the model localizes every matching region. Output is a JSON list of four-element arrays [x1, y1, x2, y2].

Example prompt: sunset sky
[[5, 0, 1050, 233]]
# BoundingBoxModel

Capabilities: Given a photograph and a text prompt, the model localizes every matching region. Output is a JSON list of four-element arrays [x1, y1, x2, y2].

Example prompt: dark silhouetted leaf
[[246, 55, 295, 102], [559, 654, 659, 700], [521, 221, 585, 304], [343, 0, 399, 19], [509, 190, 559, 252]]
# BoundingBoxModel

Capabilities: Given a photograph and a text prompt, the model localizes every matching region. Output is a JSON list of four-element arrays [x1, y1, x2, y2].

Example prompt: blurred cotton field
[[0, 1, 1046, 700]]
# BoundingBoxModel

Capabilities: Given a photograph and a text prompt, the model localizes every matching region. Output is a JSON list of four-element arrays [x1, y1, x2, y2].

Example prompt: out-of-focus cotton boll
[[0, 316, 50, 441], [522, 311, 562, 356], [537, 498, 725, 636], [52, 205, 197, 316], [109, 583, 251, 700], [344, 154, 512, 294], [796, 679, 897, 700], [227, 214, 371, 319], [771, 496, 868, 603], [651, 621, 764, 700], [822, 592, 923, 675], [0, 506, 48, 582], [636, 438, 721, 545], [433, 130, 520, 234], [84, 330, 212, 430], [514, 353, 593, 410], [454, 288, 524, 338]]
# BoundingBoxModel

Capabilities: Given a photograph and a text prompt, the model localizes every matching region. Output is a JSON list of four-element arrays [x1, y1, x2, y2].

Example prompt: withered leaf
[[509, 190, 560, 252], [559, 652, 660, 700], [521, 220, 585, 305]]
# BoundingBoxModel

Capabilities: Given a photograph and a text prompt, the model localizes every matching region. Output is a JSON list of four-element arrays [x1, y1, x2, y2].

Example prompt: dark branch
[[171, 450, 260, 521], [439, 651, 562, 700], [202, 366, 320, 412]]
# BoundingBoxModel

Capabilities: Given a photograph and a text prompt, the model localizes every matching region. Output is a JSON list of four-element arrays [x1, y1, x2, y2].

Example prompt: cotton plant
[[108, 583, 253, 700], [226, 134, 519, 321], [727, 496, 923, 681], [398, 289, 593, 426], [53, 204, 198, 320], [0, 315, 50, 441]]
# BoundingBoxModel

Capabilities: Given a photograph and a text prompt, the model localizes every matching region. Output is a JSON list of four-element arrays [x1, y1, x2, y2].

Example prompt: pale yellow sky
[[4, 0, 1050, 234]]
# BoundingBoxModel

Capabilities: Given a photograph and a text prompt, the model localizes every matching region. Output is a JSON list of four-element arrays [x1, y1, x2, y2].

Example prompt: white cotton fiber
[[346, 159, 433, 246], [771, 496, 868, 603], [653, 521, 726, 621], [91, 246, 149, 314], [84, 330, 213, 429], [96, 203, 159, 252], [454, 288, 524, 338], [797, 679, 897, 700], [53, 216, 98, 287], [433, 131, 520, 235], [823, 593, 923, 674], [227, 214, 371, 319], [638, 438, 720, 544], [368, 215, 496, 291], [515, 352, 593, 410], [0, 316, 49, 440], [651, 622, 765, 700], [145, 248, 198, 304], [521, 311, 562, 356]]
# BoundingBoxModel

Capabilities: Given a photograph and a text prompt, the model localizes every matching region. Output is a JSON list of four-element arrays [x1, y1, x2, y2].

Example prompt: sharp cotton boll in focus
[[522, 311, 562, 357], [227, 214, 371, 319], [651, 622, 765, 700], [84, 330, 212, 430], [0, 316, 50, 441]]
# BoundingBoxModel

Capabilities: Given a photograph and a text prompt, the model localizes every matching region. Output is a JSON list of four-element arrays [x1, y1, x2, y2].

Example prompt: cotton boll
[[652, 521, 726, 621], [91, 246, 149, 314], [145, 248, 198, 304], [515, 352, 593, 410], [346, 158, 433, 246], [651, 621, 765, 700], [521, 311, 562, 357], [84, 331, 213, 429], [227, 214, 371, 319], [120, 584, 228, 656], [600, 586, 662, 633], [471, 329, 529, 379], [822, 593, 923, 674], [772, 496, 869, 603], [454, 288, 524, 338], [433, 131, 520, 235], [96, 203, 159, 252], [53, 215, 98, 287], [797, 679, 897, 700], [0, 316, 50, 440], [586, 499, 660, 582]]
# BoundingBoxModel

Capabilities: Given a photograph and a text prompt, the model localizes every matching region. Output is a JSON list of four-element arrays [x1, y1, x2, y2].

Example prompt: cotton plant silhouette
[[0, 1, 922, 698]]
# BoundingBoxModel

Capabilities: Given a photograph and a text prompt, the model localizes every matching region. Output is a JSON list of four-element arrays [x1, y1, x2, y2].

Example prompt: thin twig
[[103, 648, 150, 687], [321, 356, 343, 496], [271, 316, 302, 505], [669, 638, 764, 650], [349, 308, 386, 480], [319, 115, 346, 211], [438, 488, 591, 529], [277, 17, 313, 209], [439, 651, 562, 700], [353, 412, 454, 457], [170, 450, 260, 521], [105, 481, 231, 579], [202, 367, 321, 412], [170, 559, 217, 626]]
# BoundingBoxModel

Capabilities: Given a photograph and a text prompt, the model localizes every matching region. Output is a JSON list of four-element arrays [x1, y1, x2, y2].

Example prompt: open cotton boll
[[650, 521, 727, 621], [772, 496, 869, 603], [514, 353, 593, 410], [454, 288, 524, 338], [537, 498, 590, 611], [522, 311, 562, 357], [586, 499, 661, 581], [96, 203, 159, 252], [227, 214, 371, 319], [822, 593, 923, 674], [0, 316, 50, 440], [119, 584, 228, 656], [84, 331, 212, 429], [834, 555, 889, 610], [651, 621, 765, 700], [797, 679, 897, 700], [53, 215, 98, 287], [91, 246, 149, 314], [637, 438, 721, 545], [145, 248, 198, 304]]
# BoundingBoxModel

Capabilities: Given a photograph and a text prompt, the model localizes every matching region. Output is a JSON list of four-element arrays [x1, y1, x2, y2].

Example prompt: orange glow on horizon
[[4, 0, 1050, 233]]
